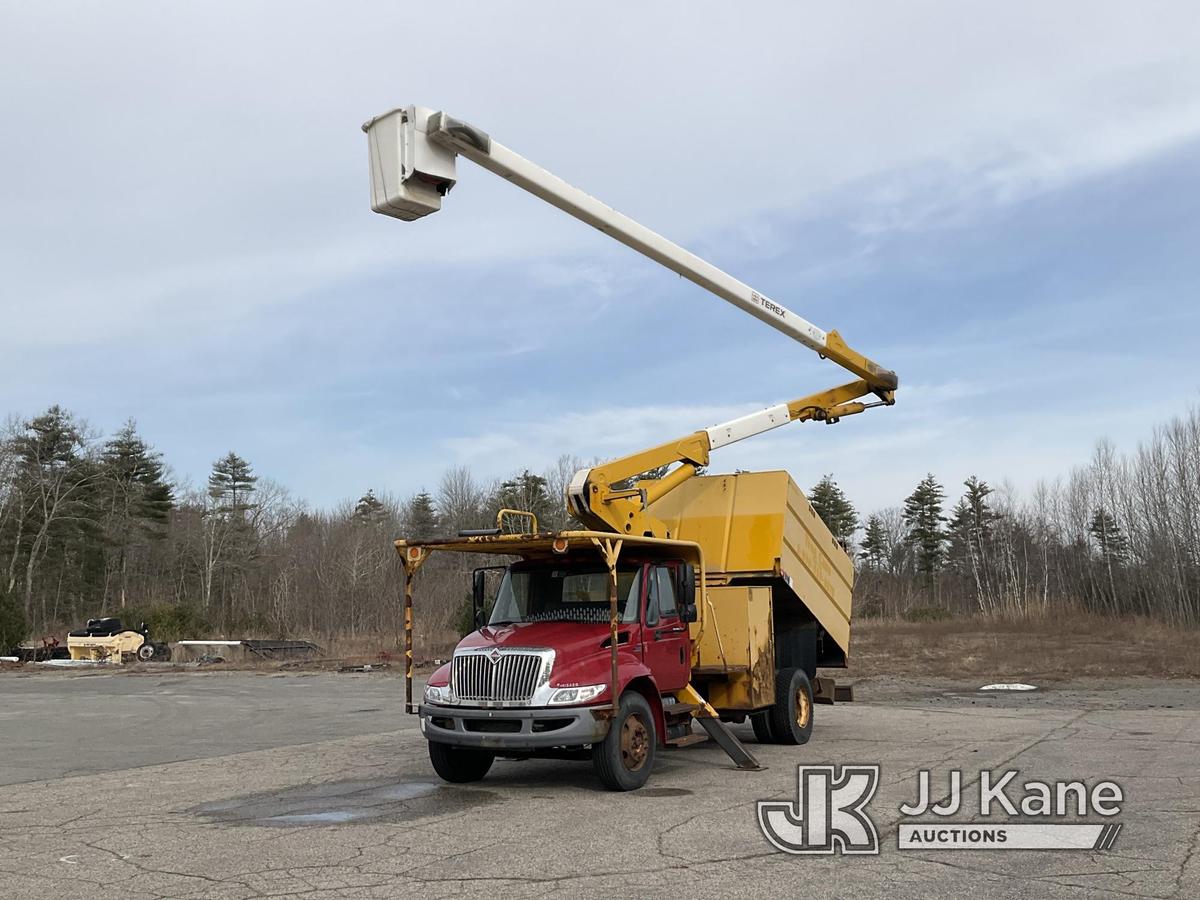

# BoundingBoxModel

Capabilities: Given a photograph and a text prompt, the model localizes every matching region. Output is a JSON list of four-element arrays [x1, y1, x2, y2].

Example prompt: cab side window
[[645, 566, 660, 626], [655, 566, 678, 619]]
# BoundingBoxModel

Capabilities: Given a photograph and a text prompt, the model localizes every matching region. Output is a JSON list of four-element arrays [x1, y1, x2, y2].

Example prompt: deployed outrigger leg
[[677, 684, 764, 771]]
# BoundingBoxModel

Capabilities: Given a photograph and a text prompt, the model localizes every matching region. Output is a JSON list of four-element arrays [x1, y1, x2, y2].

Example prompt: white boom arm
[[362, 105, 897, 393]]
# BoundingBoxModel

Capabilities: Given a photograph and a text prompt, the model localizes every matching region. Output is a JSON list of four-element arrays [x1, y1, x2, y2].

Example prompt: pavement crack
[[1171, 817, 1200, 898]]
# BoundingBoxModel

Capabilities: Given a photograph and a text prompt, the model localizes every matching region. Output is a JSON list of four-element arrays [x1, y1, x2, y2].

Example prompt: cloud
[[2, 2, 1199, 513], [441, 402, 753, 469]]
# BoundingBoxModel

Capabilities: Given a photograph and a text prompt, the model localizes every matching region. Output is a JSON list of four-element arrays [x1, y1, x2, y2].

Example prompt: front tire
[[768, 668, 814, 745], [428, 741, 495, 783], [592, 692, 656, 791]]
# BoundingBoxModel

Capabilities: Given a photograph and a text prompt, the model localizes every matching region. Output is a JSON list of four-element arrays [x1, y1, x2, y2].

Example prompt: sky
[[2, 2, 1199, 515]]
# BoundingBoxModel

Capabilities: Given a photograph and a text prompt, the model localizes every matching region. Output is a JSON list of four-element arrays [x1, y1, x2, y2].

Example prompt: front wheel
[[428, 741, 495, 783], [592, 692, 656, 791]]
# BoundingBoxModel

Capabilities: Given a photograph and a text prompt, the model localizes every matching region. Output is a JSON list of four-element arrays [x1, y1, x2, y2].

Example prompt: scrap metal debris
[[980, 682, 1039, 692]]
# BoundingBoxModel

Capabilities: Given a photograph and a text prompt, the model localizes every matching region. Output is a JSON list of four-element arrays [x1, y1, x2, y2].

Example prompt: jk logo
[[758, 765, 881, 855]]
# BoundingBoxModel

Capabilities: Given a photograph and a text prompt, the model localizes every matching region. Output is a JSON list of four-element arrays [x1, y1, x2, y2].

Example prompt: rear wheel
[[592, 692, 656, 791], [768, 667, 814, 745], [428, 741, 495, 783], [751, 711, 776, 743]]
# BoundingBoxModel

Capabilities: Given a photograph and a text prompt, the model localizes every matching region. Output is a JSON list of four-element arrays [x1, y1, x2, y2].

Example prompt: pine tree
[[494, 470, 555, 531], [960, 476, 1001, 539], [353, 489, 387, 526], [208, 452, 257, 519], [100, 420, 174, 608], [1088, 506, 1128, 613], [1089, 507, 1128, 564], [9, 406, 102, 620], [102, 421, 173, 525], [201, 453, 258, 614], [859, 514, 890, 571], [946, 498, 973, 575], [947, 476, 1002, 576], [808, 474, 858, 547], [903, 473, 947, 596], [407, 491, 438, 539]]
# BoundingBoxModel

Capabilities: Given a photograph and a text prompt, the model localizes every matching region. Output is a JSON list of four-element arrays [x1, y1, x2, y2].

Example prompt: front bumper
[[419, 703, 610, 750]]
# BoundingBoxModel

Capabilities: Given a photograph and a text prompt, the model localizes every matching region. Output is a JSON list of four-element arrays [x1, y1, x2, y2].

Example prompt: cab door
[[641, 563, 691, 692]]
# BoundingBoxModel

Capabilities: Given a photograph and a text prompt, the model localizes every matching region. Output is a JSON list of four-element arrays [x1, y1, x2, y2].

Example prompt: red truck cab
[[419, 552, 697, 791]]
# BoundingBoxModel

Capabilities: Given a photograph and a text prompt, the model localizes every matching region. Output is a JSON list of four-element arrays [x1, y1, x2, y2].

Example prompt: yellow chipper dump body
[[649, 470, 853, 712]]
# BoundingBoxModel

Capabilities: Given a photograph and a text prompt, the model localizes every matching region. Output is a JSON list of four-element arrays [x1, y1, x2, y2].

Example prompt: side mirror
[[678, 565, 698, 623], [471, 568, 487, 628]]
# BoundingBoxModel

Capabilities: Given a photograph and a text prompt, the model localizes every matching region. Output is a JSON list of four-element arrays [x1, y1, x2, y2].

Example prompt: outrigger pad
[[812, 676, 854, 704], [812, 675, 835, 704], [696, 717, 763, 771]]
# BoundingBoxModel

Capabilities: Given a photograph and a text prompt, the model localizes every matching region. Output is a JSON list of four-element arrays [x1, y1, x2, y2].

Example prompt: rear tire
[[428, 741, 494, 783], [751, 711, 776, 743], [592, 692, 656, 791], [768, 667, 814, 746]]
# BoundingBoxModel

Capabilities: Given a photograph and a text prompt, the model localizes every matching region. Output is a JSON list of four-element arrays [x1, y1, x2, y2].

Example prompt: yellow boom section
[[570, 379, 892, 539]]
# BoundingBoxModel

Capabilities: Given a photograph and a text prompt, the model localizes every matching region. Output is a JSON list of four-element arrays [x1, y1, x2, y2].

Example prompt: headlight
[[548, 684, 607, 705], [423, 683, 450, 705]]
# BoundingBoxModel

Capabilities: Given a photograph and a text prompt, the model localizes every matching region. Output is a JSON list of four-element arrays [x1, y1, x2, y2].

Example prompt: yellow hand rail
[[496, 508, 539, 534]]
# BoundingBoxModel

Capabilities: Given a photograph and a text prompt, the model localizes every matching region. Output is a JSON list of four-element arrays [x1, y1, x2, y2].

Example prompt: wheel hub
[[620, 714, 649, 771], [796, 687, 811, 728]]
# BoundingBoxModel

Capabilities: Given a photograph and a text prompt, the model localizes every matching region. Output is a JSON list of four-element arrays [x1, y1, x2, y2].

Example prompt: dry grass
[[24, 615, 1193, 682], [321, 614, 1200, 681], [232, 616, 1200, 679], [847, 612, 1200, 681], [320, 629, 460, 664]]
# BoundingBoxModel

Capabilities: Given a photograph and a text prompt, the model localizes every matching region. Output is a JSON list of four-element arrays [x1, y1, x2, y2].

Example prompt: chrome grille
[[452, 651, 543, 704]]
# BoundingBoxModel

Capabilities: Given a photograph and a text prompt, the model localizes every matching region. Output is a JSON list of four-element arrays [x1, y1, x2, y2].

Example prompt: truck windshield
[[489, 566, 641, 626]]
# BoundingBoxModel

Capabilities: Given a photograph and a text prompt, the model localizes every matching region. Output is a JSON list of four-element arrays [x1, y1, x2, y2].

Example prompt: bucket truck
[[363, 106, 897, 790]]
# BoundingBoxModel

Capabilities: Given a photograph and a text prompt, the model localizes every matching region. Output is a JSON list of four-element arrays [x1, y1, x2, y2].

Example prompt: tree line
[[2, 403, 1198, 652], [0, 406, 583, 650], [810, 407, 1200, 626]]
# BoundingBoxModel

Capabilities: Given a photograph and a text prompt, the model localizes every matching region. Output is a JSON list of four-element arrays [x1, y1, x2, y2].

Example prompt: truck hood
[[458, 621, 634, 664]]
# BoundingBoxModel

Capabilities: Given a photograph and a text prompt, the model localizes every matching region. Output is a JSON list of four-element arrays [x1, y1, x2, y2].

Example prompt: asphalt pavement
[[1, 670, 1197, 898]]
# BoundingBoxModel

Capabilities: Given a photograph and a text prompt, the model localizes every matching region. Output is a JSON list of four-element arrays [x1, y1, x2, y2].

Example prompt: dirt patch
[[845, 613, 1200, 681], [10, 614, 1196, 684]]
